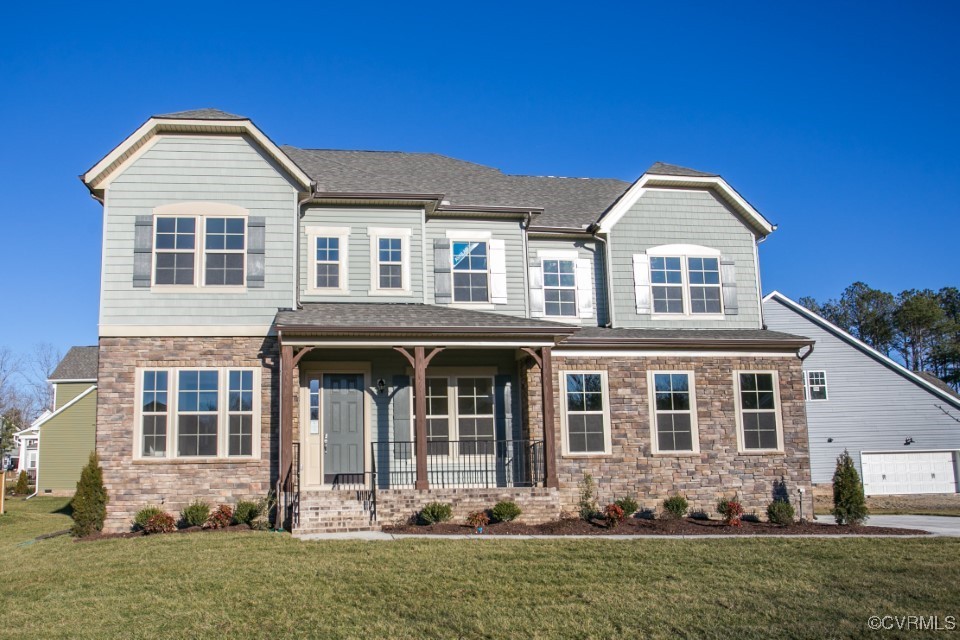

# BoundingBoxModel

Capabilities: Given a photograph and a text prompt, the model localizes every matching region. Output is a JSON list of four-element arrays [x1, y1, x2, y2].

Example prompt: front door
[[322, 373, 365, 484]]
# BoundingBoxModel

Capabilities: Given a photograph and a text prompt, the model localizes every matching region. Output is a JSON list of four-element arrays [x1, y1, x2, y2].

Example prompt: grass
[[1, 498, 959, 639]]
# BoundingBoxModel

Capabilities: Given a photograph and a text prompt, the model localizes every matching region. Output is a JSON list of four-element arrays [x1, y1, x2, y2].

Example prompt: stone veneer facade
[[97, 337, 278, 532], [97, 339, 813, 532], [524, 353, 814, 519]]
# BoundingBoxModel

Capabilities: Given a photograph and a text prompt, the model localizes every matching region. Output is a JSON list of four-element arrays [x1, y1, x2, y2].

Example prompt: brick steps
[[293, 489, 379, 535]]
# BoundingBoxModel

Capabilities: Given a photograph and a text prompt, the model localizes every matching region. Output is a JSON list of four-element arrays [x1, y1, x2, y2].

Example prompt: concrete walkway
[[814, 514, 960, 537], [295, 516, 959, 541]]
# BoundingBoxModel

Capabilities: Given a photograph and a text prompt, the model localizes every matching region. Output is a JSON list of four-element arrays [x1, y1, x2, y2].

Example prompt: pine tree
[[14, 470, 29, 495], [70, 452, 108, 537], [832, 450, 868, 526]]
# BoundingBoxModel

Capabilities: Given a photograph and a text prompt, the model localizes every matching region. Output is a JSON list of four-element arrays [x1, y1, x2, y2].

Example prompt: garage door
[[861, 451, 958, 495]]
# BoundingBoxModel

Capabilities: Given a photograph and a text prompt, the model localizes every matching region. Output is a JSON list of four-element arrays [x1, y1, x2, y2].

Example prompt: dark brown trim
[[541, 346, 559, 489], [280, 344, 294, 496], [558, 338, 814, 350], [276, 324, 577, 337], [310, 191, 445, 201]]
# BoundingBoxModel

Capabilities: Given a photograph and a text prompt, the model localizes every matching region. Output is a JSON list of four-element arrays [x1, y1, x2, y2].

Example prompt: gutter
[[558, 338, 814, 350], [275, 325, 578, 337], [587, 224, 615, 328]]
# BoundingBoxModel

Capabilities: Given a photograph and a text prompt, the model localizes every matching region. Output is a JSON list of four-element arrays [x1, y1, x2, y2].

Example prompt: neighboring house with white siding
[[763, 291, 960, 496], [82, 109, 816, 533]]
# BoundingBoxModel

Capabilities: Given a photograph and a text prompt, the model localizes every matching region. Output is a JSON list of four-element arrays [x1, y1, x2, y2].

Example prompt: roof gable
[[764, 291, 960, 410], [82, 111, 312, 193]]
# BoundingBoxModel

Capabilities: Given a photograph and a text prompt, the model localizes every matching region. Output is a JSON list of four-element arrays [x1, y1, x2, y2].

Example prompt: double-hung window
[[562, 372, 611, 455], [155, 217, 196, 285], [452, 241, 489, 302], [543, 259, 577, 317], [415, 375, 496, 457], [137, 367, 259, 459], [154, 214, 247, 287], [308, 227, 349, 293], [805, 370, 828, 401], [647, 249, 723, 315], [736, 372, 782, 452], [649, 371, 698, 453], [378, 238, 403, 289], [204, 218, 245, 286]]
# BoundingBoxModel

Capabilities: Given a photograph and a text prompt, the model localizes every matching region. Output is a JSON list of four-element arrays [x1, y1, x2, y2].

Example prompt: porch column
[[280, 344, 294, 493], [541, 346, 560, 489], [413, 347, 429, 490]]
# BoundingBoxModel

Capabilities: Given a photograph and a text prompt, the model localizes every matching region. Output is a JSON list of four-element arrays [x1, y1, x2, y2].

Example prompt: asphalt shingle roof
[[283, 147, 632, 229], [49, 346, 99, 381], [565, 327, 812, 345], [276, 303, 576, 334], [155, 108, 248, 120], [646, 162, 719, 178]]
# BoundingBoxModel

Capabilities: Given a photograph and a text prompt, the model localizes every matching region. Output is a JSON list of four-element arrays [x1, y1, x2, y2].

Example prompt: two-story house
[[82, 109, 814, 533]]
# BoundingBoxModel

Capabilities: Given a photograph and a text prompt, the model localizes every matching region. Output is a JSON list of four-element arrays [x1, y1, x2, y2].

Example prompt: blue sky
[[1, 1, 957, 355]]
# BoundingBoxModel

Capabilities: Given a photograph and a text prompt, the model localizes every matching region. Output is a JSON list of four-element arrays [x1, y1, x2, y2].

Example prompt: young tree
[[71, 452, 109, 537], [21, 343, 62, 417], [832, 450, 868, 526]]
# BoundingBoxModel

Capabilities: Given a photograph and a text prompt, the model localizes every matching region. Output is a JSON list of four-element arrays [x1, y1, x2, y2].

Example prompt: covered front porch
[[274, 303, 575, 531]]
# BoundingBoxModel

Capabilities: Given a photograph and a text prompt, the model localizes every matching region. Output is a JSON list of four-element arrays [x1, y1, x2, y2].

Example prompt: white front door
[[861, 451, 959, 495]]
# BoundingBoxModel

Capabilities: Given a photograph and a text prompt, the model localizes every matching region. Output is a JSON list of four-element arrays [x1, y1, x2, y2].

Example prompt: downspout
[[755, 234, 767, 329], [589, 226, 614, 327], [798, 344, 814, 361], [521, 211, 533, 318], [295, 189, 314, 310]]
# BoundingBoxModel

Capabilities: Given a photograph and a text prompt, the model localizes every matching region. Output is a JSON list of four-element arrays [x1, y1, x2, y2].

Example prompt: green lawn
[[1, 498, 959, 639]]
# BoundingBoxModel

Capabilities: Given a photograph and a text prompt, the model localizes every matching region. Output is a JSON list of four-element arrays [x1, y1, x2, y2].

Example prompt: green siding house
[[81, 109, 816, 533], [34, 347, 98, 495]]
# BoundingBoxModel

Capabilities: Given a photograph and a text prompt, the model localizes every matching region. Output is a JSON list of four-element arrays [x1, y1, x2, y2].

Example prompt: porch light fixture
[[904, 437, 915, 446], [377, 378, 386, 395]]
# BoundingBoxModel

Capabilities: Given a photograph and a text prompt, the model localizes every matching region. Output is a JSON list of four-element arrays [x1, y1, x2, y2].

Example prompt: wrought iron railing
[[292, 441, 301, 528], [370, 439, 545, 489]]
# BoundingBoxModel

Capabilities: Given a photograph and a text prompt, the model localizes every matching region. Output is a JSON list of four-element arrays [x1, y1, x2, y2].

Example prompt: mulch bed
[[383, 516, 929, 536], [75, 524, 260, 542]]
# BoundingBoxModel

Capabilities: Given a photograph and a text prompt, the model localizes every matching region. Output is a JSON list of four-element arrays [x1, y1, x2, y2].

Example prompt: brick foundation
[[96, 337, 278, 532], [375, 487, 561, 526], [525, 353, 814, 519]]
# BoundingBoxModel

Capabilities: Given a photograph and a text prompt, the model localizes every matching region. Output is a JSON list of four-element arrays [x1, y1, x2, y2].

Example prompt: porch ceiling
[[275, 303, 578, 342]]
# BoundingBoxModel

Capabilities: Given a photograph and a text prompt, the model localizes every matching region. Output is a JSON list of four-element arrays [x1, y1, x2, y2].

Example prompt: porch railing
[[370, 439, 545, 489]]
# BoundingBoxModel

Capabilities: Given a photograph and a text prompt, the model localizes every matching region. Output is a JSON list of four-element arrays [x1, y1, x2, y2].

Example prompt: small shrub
[[143, 512, 176, 534], [233, 500, 260, 526], [14, 470, 30, 495], [419, 502, 453, 525], [832, 449, 869, 526], [767, 500, 795, 525], [181, 500, 211, 528], [133, 506, 164, 531], [70, 453, 108, 537], [614, 496, 639, 517], [466, 510, 490, 530], [577, 473, 598, 521], [689, 509, 710, 521], [491, 501, 522, 523], [207, 504, 233, 529], [637, 508, 657, 520], [603, 503, 625, 528], [662, 495, 689, 520], [717, 497, 744, 526]]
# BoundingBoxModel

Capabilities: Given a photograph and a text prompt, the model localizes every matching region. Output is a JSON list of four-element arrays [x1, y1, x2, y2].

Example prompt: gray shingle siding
[[763, 295, 960, 484], [608, 189, 763, 330]]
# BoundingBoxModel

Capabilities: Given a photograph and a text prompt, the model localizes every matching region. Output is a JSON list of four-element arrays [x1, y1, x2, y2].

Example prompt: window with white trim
[[415, 375, 496, 456], [650, 372, 698, 452], [737, 372, 782, 451], [141, 371, 168, 457], [562, 372, 610, 454], [543, 259, 577, 317], [137, 368, 259, 459], [805, 370, 828, 401], [378, 237, 403, 289], [315, 237, 341, 289], [155, 217, 196, 285], [649, 253, 723, 315], [204, 218, 246, 286], [452, 241, 489, 302]]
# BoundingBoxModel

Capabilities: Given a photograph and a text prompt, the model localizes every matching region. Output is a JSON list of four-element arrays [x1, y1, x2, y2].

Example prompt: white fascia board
[[764, 290, 960, 410], [83, 118, 312, 190], [597, 173, 775, 236], [32, 385, 97, 430]]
